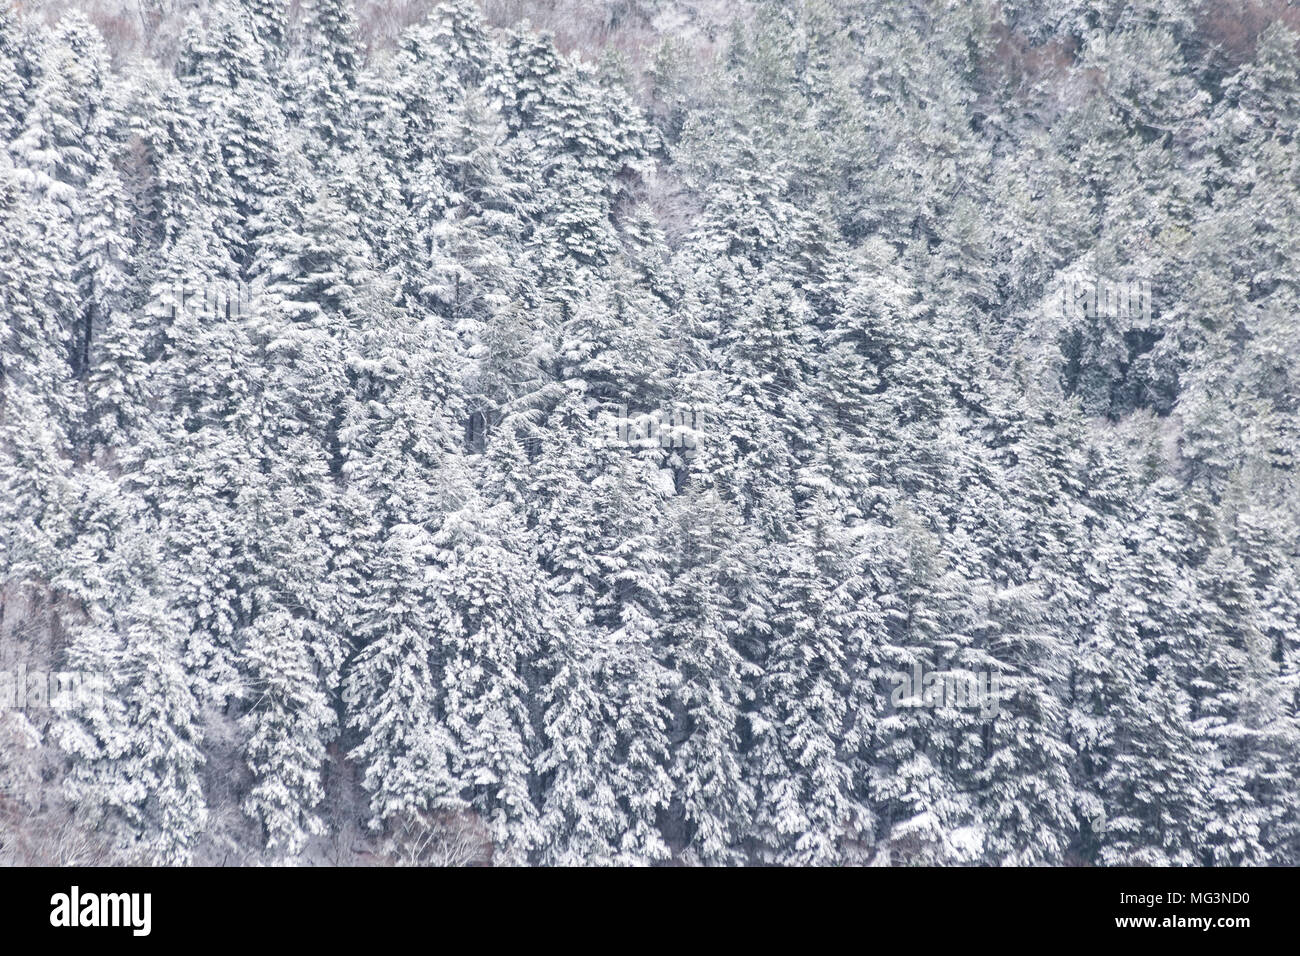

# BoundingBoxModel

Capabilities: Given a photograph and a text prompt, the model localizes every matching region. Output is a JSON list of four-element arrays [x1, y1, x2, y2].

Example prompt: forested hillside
[[2, 0, 1299, 866]]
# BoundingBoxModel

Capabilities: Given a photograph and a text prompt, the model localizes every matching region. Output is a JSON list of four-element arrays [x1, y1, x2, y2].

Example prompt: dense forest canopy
[[1, 0, 1299, 866]]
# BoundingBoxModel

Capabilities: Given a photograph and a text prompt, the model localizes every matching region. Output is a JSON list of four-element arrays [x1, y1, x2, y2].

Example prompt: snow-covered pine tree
[[343, 520, 464, 833], [748, 493, 865, 865], [52, 473, 207, 865], [431, 489, 546, 863]]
